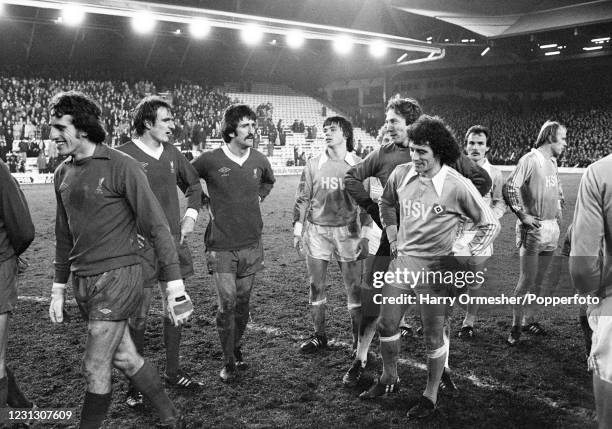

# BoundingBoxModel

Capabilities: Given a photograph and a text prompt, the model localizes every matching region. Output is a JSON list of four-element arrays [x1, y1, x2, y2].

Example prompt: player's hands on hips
[[49, 283, 65, 323], [180, 216, 196, 244], [294, 235, 304, 257], [356, 238, 369, 260], [519, 213, 541, 229], [166, 281, 194, 326]]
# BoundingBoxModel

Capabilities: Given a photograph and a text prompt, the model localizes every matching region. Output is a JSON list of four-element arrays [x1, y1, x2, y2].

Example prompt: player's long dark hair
[[132, 96, 172, 136], [408, 115, 461, 166], [49, 91, 106, 144], [222, 104, 257, 143], [323, 116, 354, 152]]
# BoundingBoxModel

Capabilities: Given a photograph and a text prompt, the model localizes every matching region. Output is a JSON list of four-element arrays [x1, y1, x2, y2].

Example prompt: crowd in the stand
[[423, 95, 612, 167], [0, 75, 233, 166], [2, 72, 612, 169]]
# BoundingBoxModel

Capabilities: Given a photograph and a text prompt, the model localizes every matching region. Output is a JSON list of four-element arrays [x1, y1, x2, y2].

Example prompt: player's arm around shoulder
[[379, 165, 405, 255]]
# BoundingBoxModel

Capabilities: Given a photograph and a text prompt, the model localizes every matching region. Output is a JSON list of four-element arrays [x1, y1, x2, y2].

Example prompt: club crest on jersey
[[401, 199, 441, 221], [170, 161, 175, 174], [218, 166, 231, 177], [253, 168, 260, 179], [95, 177, 105, 195]]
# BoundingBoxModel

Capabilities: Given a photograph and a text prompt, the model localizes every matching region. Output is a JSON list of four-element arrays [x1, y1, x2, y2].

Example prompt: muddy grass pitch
[[7, 173, 595, 428]]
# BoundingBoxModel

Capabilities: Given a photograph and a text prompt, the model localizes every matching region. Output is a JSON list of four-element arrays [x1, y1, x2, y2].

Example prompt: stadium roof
[[391, 0, 612, 38]]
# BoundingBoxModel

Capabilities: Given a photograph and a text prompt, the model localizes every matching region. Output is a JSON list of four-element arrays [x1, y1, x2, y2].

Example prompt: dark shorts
[[206, 240, 264, 278], [0, 257, 18, 314], [73, 264, 143, 321], [141, 236, 194, 288]]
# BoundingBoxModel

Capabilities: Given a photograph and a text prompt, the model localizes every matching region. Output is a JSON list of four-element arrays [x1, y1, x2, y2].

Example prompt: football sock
[[5, 367, 33, 408], [356, 318, 376, 366], [234, 297, 251, 349], [379, 334, 400, 384], [163, 318, 181, 377], [80, 391, 111, 429], [130, 360, 177, 422], [216, 309, 236, 366], [0, 376, 7, 408]]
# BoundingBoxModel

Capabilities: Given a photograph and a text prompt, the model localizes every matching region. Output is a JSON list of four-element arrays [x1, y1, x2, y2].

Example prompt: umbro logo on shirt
[[218, 166, 231, 177], [140, 162, 148, 172], [170, 161, 175, 174]]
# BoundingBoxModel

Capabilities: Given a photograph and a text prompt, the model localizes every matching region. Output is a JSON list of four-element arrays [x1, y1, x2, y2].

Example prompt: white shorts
[[588, 297, 612, 383], [303, 222, 362, 262], [361, 223, 382, 255], [516, 219, 560, 254]]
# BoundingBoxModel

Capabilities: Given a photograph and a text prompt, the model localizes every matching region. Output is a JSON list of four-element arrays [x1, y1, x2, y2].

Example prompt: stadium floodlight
[[241, 23, 263, 45], [369, 39, 387, 58], [396, 52, 407, 62], [333, 34, 353, 54], [132, 10, 156, 34], [544, 50, 560, 56], [189, 18, 210, 39], [61, 3, 86, 26], [591, 37, 610, 43], [286, 29, 305, 49], [539, 43, 557, 49], [583, 46, 603, 51], [481, 46, 490, 56]]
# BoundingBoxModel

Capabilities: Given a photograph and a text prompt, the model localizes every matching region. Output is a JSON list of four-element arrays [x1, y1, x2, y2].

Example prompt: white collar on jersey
[[530, 148, 556, 168], [222, 144, 251, 167], [480, 158, 492, 175], [132, 138, 164, 160], [400, 163, 449, 197], [317, 149, 358, 170]]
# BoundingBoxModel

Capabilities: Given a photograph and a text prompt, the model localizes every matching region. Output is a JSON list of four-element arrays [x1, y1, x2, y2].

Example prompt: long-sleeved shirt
[[117, 140, 203, 236], [0, 159, 34, 261], [569, 154, 612, 297], [54, 144, 181, 283], [293, 150, 361, 229], [191, 146, 275, 251], [345, 143, 491, 213], [380, 163, 499, 257], [503, 148, 562, 220]]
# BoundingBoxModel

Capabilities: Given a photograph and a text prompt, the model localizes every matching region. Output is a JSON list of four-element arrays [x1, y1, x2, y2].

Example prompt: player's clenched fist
[[49, 283, 65, 323], [166, 281, 194, 326]]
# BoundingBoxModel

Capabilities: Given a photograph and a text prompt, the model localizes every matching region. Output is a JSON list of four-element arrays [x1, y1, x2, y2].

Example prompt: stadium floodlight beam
[[286, 29, 304, 49], [189, 17, 210, 39], [1, 0, 443, 57], [591, 37, 610, 43], [241, 23, 263, 45], [539, 43, 557, 49], [132, 10, 156, 34], [545, 50, 560, 56], [61, 3, 85, 26], [396, 52, 408, 62], [333, 34, 353, 54], [583, 46, 603, 51], [481, 46, 490, 56], [369, 39, 387, 58]]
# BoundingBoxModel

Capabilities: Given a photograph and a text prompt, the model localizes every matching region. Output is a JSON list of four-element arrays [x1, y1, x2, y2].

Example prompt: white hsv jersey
[[294, 150, 362, 227], [380, 163, 499, 257], [504, 148, 562, 220]]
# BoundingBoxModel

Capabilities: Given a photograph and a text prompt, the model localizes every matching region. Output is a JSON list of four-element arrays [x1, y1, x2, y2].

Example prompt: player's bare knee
[[309, 282, 326, 302], [218, 297, 236, 314]]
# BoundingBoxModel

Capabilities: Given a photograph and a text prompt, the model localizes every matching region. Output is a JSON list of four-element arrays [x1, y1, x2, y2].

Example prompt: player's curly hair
[[465, 125, 490, 147], [407, 115, 461, 166], [222, 104, 257, 143], [132, 96, 172, 136], [323, 116, 354, 152], [49, 91, 106, 144], [385, 95, 422, 125]]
